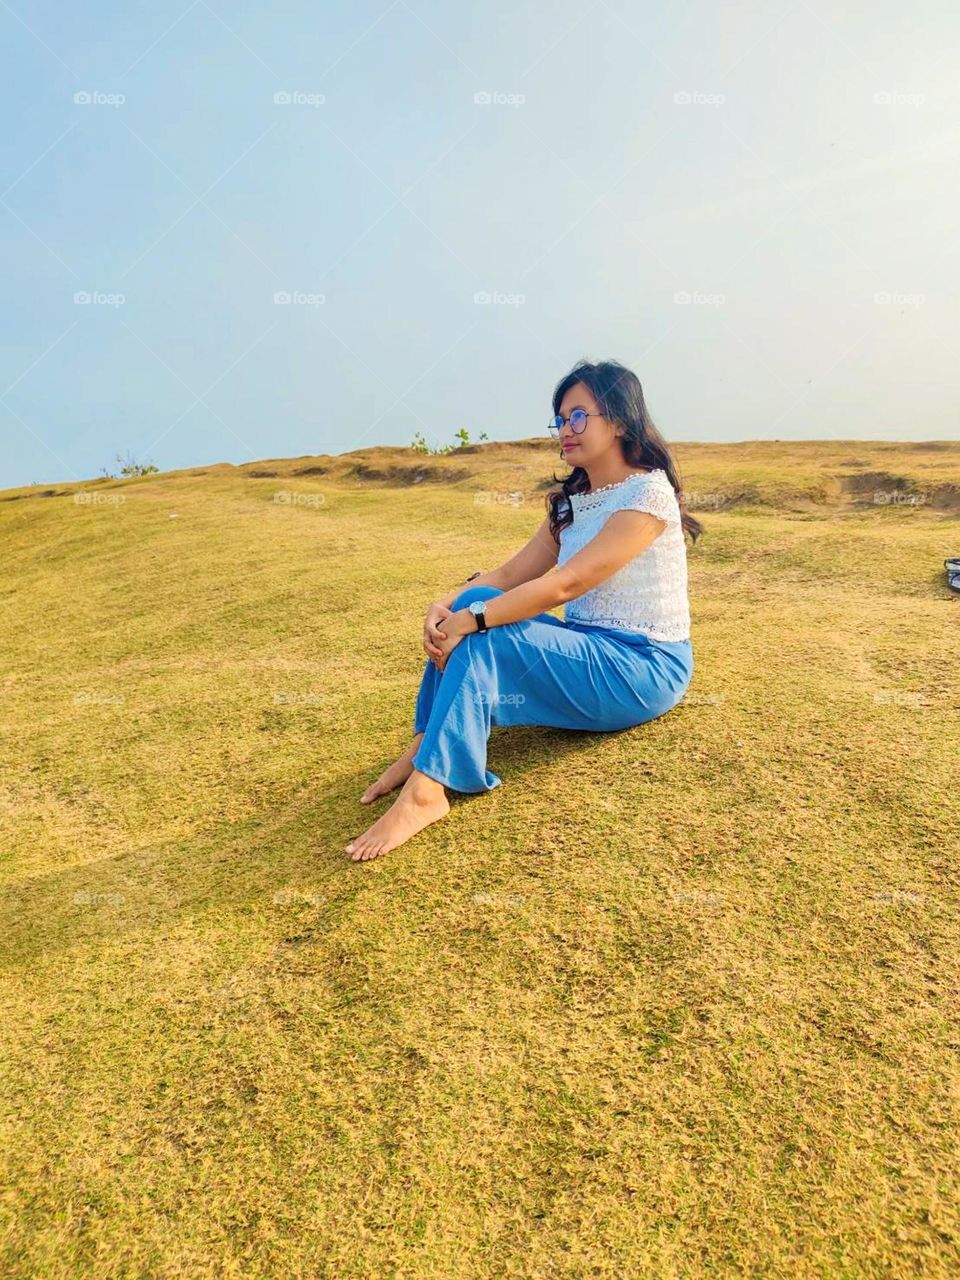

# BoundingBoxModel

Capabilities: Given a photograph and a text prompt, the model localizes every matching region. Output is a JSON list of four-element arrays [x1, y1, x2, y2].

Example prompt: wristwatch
[[468, 599, 488, 632]]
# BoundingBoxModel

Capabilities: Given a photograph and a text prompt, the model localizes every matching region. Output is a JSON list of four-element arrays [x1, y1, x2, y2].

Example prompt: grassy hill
[[2, 439, 959, 1278]]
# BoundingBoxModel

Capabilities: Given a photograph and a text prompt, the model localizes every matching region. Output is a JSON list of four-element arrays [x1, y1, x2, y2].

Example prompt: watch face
[[469, 600, 484, 615]]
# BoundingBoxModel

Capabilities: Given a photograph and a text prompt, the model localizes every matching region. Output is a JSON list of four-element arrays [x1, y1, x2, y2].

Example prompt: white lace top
[[555, 469, 691, 642]]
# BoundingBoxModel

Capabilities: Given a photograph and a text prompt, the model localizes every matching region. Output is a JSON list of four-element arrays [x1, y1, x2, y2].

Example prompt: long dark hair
[[546, 359, 703, 543]]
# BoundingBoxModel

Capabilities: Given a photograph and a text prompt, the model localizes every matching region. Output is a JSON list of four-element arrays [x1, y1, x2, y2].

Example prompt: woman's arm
[[433, 516, 561, 609], [434, 569, 502, 611], [442, 509, 667, 637]]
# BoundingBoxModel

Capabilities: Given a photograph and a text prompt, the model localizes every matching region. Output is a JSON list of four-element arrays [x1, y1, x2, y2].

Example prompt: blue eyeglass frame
[[547, 408, 599, 437]]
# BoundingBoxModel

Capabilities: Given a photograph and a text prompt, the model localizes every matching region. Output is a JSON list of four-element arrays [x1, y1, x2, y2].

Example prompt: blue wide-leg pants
[[411, 585, 694, 793]]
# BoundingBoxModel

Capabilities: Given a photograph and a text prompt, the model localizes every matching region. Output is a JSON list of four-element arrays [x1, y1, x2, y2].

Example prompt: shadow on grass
[[0, 722, 651, 969]]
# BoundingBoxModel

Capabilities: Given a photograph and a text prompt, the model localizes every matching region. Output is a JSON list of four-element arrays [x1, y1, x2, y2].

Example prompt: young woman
[[345, 359, 703, 861]]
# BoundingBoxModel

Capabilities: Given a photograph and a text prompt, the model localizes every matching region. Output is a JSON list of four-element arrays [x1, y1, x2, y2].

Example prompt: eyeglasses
[[547, 409, 600, 438]]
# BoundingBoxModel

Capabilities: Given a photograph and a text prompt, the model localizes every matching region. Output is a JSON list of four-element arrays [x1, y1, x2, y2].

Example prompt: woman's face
[[555, 381, 623, 468]]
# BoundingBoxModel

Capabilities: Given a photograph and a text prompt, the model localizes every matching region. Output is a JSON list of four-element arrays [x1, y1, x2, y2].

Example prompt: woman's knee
[[450, 583, 505, 611]]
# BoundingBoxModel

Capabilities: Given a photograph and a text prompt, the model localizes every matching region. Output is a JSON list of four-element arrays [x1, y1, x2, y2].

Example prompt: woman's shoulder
[[613, 469, 682, 525], [571, 468, 666, 505], [629, 466, 671, 485]]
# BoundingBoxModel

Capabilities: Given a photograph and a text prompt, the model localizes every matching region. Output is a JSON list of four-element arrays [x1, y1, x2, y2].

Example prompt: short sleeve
[[616, 476, 681, 525]]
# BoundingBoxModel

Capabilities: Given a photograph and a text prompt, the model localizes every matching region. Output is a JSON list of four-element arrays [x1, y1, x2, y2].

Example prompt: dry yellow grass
[[1, 438, 959, 1278]]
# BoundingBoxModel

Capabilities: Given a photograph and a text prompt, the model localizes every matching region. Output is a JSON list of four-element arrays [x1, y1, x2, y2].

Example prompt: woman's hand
[[424, 603, 454, 667], [427, 606, 476, 675], [432, 608, 472, 672]]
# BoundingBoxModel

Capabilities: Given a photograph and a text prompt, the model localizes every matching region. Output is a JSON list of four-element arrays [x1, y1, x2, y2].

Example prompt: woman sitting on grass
[[345, 358, 703, 861]]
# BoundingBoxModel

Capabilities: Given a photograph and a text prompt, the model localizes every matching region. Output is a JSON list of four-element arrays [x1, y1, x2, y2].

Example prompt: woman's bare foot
[[360, 733, 424, 804], [345, 769, 450, 861]]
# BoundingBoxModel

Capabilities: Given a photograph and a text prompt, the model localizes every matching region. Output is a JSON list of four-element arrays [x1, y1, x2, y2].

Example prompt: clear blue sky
[[1, 0, 957, 487]]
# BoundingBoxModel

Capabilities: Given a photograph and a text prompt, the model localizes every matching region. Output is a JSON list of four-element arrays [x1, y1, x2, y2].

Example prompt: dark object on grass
[[946, 558, 960, 594]]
